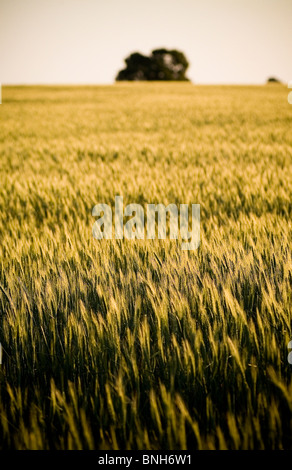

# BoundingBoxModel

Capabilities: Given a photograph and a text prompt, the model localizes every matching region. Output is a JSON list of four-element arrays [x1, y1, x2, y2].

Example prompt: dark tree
[[267, 77, 282, 83], [116, 48, 190, 81]]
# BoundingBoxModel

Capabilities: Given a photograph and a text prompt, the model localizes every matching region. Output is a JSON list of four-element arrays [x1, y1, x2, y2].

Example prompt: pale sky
[[0, 0, 291, 85]]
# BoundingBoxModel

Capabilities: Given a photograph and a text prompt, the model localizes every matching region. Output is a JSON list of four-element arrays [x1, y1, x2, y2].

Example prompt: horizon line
[[1, 81, 287, 87]]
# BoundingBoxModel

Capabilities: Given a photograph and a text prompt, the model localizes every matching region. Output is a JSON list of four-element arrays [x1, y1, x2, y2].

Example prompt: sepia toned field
[[0, 83, 291, 449]]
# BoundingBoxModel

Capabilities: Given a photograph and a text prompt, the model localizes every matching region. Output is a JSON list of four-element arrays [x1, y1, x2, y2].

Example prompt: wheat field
[[0, 83, 291, 449]]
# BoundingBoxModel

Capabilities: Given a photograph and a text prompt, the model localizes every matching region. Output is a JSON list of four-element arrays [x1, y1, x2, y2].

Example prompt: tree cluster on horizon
[[116, 48, 190, 81]]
